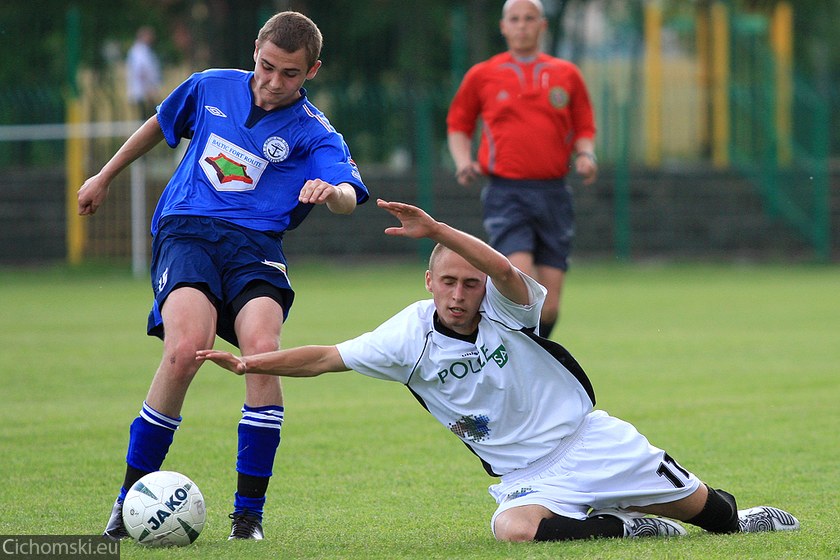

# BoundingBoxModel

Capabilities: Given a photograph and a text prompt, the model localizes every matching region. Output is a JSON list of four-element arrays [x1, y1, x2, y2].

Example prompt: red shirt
[[447, 52, 596, 180]]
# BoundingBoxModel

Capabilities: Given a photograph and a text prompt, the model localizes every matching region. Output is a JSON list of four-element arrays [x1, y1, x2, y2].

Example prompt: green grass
[[1, 261, 838, 559]]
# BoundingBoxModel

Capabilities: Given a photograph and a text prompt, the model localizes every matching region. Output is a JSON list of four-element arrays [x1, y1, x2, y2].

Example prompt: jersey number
[[656, 453, 690, 488]]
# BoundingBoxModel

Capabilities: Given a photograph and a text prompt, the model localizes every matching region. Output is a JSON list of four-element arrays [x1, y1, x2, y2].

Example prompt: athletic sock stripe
[[241, 406, 284, 421], [239, 413, 284, 429], [239, 418, 282, 430], [240, 405, 284, 430], [141, 401, 182, 431], [241, 404, 284, 414]]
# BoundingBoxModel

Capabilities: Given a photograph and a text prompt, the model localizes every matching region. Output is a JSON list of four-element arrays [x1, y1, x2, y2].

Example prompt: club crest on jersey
[[263, 136, 290, 163], [199, 133, 268, 192], [549, 86, 569, 109]]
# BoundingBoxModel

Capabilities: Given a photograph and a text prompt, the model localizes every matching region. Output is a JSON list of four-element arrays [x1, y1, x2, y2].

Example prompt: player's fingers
[[300, 181, 335, 204], [80, 203, 97, 215], [383, 226, 405, 236]]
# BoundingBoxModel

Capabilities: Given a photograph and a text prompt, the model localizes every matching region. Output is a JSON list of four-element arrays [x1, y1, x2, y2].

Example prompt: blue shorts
[[481, 177, 574, 271], [146, 216, 295, 346]]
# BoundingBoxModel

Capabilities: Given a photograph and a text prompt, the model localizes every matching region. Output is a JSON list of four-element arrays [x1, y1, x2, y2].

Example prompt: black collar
[[433, 312, 478, 344]]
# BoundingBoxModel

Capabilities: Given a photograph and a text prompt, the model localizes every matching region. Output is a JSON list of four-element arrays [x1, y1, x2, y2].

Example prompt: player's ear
[[306, 60, 322, 80], [253, 40, 260, 63], [425, 270, 433, 293]]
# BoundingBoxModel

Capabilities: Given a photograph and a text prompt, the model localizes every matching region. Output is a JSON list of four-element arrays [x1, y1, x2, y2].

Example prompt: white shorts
[[489, 410, 701, 534]]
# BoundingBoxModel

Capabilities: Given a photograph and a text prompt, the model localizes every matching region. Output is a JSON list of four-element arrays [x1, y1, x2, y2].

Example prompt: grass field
[[1, 260, 838, 559]]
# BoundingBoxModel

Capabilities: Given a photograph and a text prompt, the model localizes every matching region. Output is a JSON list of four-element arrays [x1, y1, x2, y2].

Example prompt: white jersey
[[337, 272, 595, 476]]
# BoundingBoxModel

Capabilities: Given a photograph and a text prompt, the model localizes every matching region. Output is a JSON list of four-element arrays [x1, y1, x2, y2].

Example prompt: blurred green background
[[1, 0, 838, 265]]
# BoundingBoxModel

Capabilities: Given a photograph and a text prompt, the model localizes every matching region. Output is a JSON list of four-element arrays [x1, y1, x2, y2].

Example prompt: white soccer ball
[[122, 470, 206, 547]]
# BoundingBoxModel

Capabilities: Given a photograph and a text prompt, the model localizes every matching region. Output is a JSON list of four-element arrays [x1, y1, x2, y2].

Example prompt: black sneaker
[[228, 511, 264, 540], [103, 498, 130, 541]]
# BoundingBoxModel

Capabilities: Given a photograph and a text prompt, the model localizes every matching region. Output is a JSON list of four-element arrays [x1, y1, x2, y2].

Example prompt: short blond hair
[[428, 243, 449, 272]]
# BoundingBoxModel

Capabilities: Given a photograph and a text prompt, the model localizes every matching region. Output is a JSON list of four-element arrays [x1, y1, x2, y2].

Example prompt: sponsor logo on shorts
[[504, 487, 536, 502], [157, 267, 169, 293]]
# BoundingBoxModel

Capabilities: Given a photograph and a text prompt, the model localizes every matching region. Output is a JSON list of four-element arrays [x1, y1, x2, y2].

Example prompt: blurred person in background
[[447, 0, 597, 339], [126, 25, 163, 118]]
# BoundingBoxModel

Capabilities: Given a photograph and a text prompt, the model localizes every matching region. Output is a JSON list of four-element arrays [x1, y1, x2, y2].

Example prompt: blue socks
[[115, 401, 282, 522], [119, 401, 181, 500], [234, 404, 284, 520]]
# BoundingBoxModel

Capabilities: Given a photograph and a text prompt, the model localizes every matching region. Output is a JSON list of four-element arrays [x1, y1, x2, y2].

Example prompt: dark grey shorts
[[481, 177, 574, 271]]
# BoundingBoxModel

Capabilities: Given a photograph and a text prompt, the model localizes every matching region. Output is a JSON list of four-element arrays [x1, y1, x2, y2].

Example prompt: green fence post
[[811, 97, 830, 262], [450, 2, 467, 95], [414, 91, 434, 260], [613, 97, 631, 261]]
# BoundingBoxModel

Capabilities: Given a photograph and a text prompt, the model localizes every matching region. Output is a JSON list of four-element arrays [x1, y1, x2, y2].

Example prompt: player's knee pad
[[686, 486, 740, 534]]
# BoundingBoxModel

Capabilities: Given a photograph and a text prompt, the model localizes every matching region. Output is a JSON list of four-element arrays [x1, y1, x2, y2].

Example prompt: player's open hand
[[196, 349, 247, 375], [378, 199, 439, 239]]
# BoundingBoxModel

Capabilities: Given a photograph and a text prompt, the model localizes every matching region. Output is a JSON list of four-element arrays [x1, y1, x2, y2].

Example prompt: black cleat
[[103, 498, 130, 541], [228, 511, 264, 540]]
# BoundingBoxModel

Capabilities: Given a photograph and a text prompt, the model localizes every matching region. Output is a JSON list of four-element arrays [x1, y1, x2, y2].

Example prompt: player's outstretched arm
[[377, 198, 530, 305], [196, 345, 349, 377], [78, 116, 165, 215]]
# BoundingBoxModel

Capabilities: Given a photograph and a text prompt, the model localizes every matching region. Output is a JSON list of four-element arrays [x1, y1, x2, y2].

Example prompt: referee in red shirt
[[447, 0, 597, 339]]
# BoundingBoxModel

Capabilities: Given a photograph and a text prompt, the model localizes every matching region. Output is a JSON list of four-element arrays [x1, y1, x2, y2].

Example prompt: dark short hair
[[257, 11, 323, 69]]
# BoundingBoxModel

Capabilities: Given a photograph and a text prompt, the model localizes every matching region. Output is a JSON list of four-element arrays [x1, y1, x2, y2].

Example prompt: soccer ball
[[122, 470, 206, 547]]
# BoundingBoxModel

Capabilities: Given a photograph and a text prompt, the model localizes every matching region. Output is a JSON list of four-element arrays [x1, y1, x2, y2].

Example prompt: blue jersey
[[152, 68, 368, 234]]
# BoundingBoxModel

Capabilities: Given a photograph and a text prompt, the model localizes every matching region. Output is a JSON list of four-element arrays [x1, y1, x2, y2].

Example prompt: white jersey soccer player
[[197, 199, 800, 543], [337, 271, 596, 476], [336, 266, 704, 527]]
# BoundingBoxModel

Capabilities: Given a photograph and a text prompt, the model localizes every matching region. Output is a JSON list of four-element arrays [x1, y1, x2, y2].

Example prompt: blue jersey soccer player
[[78, 11, 369, 541]]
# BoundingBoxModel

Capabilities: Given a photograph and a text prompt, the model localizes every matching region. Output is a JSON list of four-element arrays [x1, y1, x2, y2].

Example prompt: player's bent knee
[[493, 515, 539, 542], [494, 526, 536, 542]]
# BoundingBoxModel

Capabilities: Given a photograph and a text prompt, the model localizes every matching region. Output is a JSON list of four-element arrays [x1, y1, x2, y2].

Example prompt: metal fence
[[0, 0, 834, 264]]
